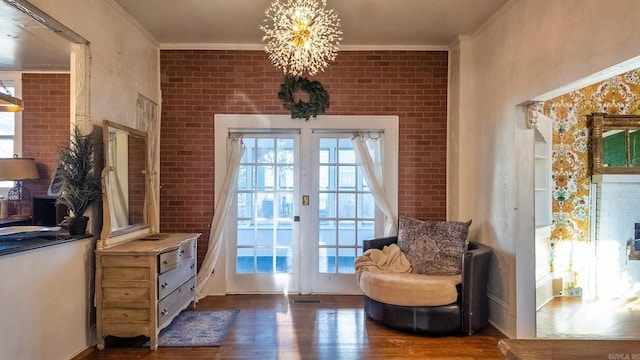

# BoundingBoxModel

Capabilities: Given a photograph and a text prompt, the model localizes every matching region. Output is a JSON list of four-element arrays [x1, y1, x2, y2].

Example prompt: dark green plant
[[278, 75, 329, 120], [55, 125, 102, 218]]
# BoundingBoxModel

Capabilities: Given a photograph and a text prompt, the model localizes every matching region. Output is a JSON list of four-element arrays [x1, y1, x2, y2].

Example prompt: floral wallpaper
[[545, 69, 640, 242]]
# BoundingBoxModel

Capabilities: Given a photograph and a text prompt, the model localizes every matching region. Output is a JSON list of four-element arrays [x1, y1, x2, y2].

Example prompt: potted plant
[[56, 124, 102, 235]]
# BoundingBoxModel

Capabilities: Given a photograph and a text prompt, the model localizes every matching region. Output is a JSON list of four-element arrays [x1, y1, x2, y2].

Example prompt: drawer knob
[[190, 286, 195, 291], [161, 281, 168, 288], [162, 260, 168, 265], [190, 264, 195, 269], [161, 308, 168, 315]]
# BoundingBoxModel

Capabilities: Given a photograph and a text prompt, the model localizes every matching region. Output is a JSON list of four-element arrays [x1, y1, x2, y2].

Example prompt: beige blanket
[[354, 243, 412, 283]]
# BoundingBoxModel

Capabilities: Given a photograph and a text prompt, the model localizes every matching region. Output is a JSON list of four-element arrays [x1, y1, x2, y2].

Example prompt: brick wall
[[593, 180, 640, 298], [21, 73, 70, 198], [159, 50, 448, 264]]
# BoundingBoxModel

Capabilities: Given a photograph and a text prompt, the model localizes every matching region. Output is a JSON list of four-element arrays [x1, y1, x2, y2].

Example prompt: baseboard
[[536, 273, 555, 310], [70, 346, 93, 359], [487, 292, 510, 337]]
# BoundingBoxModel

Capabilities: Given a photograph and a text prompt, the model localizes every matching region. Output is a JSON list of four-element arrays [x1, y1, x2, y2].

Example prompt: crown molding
[[159, 43, 449, 52]]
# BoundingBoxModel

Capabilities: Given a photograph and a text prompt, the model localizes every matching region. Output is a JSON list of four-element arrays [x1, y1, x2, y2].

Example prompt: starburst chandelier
[[261, 0, 342, 77]]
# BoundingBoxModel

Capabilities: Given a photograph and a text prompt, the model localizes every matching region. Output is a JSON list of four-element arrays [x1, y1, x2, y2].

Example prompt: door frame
[[205, 114, 399, 295]]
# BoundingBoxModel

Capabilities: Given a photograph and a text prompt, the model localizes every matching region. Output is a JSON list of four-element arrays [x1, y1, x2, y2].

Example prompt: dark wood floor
[[74, 295, 507, 359], [537, 296, 640, 339]]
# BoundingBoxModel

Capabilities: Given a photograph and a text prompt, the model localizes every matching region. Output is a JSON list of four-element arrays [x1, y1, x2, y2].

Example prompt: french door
[[217, 115, 398, 294]]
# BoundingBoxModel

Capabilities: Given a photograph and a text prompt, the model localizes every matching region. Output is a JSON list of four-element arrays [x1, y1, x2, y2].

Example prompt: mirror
[[589, 113, 640, 175], [102, 120, 149, 238]]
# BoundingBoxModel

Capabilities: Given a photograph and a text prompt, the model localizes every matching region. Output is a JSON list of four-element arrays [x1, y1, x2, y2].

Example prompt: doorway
[[214, 114, 399, 295]]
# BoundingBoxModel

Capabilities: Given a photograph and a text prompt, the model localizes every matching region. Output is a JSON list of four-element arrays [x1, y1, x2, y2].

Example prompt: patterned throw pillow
[[397, 216, 472, 276]]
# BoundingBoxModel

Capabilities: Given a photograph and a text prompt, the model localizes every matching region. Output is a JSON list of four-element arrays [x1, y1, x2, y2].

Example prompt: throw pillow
[[397, 216, 472, 276]]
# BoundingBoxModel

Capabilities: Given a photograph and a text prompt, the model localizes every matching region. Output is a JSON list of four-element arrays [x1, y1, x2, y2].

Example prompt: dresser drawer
[[179, 238, 196, 260], [158, 257, 196, 299], [157, 276, 196, 328], [158, 249, 179, 273]]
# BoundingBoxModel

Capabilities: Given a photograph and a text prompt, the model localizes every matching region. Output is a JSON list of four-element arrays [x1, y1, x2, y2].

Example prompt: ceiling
[[0, 0, 510, 71]]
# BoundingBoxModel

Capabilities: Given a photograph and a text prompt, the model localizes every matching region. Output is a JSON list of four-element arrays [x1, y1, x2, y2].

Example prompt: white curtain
[[196, 134, 245, 299], [352, 132, 396, 236]]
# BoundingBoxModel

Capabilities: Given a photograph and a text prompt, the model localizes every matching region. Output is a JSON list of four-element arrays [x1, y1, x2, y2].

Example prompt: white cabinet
[[534, 134, 552, 227], [95, 233, 200, 350]]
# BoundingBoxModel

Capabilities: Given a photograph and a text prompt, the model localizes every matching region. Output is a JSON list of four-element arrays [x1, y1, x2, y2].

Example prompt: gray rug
[[146, 309, 239, 347]]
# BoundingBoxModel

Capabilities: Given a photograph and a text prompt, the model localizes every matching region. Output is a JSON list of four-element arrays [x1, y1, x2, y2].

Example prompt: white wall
[[8, 0, 161, 354], [29, 0, 161, 130], [0, 239, 93, 360], [450, 0, 640, 338]]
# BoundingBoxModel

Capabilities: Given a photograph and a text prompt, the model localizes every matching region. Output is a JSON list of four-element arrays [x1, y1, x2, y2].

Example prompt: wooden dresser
[[95, 233, 200, 350]]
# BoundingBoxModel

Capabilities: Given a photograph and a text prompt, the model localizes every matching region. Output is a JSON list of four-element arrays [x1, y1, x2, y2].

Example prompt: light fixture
[[261, 0, 342, 76], [0, 156, 39, 219], [0, 80, 23, 112]]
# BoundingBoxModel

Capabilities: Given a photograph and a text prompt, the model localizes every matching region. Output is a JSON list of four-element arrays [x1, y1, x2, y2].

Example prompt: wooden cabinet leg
[[97, 338, 105, 350], [150, 334, 158, 350]]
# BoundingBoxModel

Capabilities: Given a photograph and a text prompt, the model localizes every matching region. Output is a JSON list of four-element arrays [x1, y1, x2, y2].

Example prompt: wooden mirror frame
[[589, 113, 640, 175]]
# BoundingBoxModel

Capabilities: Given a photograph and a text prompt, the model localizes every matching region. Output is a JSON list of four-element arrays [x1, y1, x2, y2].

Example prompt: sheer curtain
[[352, 132, 396, 236], [196, 134, 245, 299]]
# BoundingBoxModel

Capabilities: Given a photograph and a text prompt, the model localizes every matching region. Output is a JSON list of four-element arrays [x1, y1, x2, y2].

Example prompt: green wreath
[[278, 75, 329, 120]]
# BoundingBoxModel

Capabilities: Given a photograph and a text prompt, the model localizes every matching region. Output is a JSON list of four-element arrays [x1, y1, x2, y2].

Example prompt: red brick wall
[[21, 74, 70, 199], [160, 50, 448, 264]]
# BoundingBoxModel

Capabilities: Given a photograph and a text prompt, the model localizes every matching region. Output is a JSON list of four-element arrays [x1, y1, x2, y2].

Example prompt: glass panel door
[[310, 135, 376, 293], [227, 135, 299, 293]]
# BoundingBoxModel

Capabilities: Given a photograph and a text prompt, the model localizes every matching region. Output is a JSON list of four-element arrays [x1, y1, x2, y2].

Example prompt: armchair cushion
[[359, 271, 461, 307], [397, 217, 472, 276]]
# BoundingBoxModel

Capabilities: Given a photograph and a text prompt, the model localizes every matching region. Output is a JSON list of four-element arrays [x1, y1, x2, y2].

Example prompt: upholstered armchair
[[359, 234, 492, 335]]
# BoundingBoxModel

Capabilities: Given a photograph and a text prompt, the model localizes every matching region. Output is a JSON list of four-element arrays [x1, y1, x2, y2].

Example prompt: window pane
[[319, 165, 334, 190], [277, 193, 293, 218], [338, 220, 356, 246], [319, 138, 336, 163], [319, 220, 337, 246], [257, 193, 274, 218], [275, 247, 292, 273], [338, 138, 355, 163], [338, 165, 356, 189], [319, 247, 336, 273], [0, 112, 15, 136], [357, 221, 375, 246], [338, 248, 356, 274], [337, 193, 355, 218], [257, 138, 275, 163], [0, 139, 14, 158], [237, 220, 254, 246], [319, 192, 336, 218], [278, 166, 294, 190], [256, 220, 274, 246], [358, 193, 375, 218], [277, 139, 294, 163], [256, 166, 274, 190], [236, 248, 254, 273], [275, 220, 292, 246], [256, 247, 274, 273]]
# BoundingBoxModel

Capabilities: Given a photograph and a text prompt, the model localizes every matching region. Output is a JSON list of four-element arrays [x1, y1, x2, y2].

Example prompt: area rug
[[145, 309, 240, 347]]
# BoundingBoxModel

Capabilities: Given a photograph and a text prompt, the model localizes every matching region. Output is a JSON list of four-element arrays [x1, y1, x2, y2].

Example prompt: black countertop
[[0, 230, 92, 256]]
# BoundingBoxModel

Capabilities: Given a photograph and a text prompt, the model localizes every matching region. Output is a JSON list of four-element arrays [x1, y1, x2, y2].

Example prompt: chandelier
[[261, 0, 342, 76]]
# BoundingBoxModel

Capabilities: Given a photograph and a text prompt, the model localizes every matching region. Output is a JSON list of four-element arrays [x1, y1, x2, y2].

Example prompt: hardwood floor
[[74, 295, 507, 360], [537, 296, 640, 339]]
